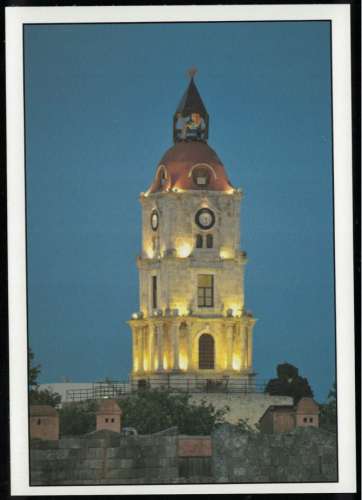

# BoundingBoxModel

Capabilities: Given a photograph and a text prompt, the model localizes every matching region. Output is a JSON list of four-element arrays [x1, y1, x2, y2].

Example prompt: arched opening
[[189, 163, 217, 187], [198, 334, 215, 369], [206, 234, 213, 248], [196, 234, 203, 248], [159, 167, 167, 185], [155, 165, 168, 190]]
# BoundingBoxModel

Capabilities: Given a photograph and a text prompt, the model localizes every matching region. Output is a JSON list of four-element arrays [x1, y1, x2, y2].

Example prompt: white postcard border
[[6, 4, 355, 495]]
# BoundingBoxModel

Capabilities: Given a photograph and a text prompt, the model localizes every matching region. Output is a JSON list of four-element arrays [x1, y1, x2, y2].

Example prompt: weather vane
[[187, 66, 197, 79]]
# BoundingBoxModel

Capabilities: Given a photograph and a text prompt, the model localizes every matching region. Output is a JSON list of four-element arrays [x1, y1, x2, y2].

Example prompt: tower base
[[130, 370, 257, 393]]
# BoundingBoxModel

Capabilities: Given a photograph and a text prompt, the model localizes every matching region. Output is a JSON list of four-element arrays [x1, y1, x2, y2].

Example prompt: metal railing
[[65, 378, 269, 402]]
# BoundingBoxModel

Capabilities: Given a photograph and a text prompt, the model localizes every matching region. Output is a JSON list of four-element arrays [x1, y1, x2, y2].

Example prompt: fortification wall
[[30, 427, 337, 486], [213, 425, 337, 483]]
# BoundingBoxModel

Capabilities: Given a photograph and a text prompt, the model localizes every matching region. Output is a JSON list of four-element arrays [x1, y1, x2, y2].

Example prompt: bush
[[119, 389, 229, 435], [319, 382, 337, 433], [59, 400, 98, 436], [29, 388, 61, 408]]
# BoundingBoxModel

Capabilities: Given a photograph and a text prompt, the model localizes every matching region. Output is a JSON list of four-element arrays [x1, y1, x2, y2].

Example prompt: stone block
[[278, 454, 289, 466], [76, 468, 98, 481], [144, 466, 178, 482], [68, 448, 83, 459], [321, 463, 337, 480], [31, 439, 59, 449], [164, 445, 177, 458], [106, 458, 121, 469], [105, 468, 135, 480], [82, 459, 104, 469], [106, 447, 120, 459], [159, 457, 178, 468], [59, 438, 83, 449], [30, 471, 44, 483], [233, 466, 246, 478], [86, 447, 105, 459], [322, 452, 336, 465], [143, 457, 161, 467], [30, 450, 45, 461], [84, 438, 106, 448], [120, 458, 134, 468]]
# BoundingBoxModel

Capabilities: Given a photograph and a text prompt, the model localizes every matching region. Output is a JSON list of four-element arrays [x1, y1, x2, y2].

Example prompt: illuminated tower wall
[[128, 72, 256, 387]]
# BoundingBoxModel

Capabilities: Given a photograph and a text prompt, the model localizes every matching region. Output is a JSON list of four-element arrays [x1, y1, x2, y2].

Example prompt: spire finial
[[187, 66, 197, 79]]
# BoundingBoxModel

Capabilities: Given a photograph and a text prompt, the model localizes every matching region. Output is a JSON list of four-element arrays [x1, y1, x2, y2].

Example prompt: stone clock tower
[[128, 71, 256, 389]]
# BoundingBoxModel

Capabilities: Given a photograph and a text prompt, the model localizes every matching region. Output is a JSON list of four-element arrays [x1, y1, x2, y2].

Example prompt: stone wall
[[30, 426, 337, 485], [30, 429, 178, 485], [213, 425, 337, 483]]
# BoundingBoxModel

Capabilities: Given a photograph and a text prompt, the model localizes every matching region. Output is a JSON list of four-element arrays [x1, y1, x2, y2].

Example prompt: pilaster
[[226, 322, 234, 371]]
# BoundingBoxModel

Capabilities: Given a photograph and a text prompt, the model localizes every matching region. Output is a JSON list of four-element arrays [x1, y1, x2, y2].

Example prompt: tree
[[56, 389, 229, 436], [264, 362, 314, 404], [28, 346, 61, 408], [29, 387, 61, 408], [59, 400, 98, 436], [118, 389, 229, 435], [319, 381, 337, 432], [235, 417, 258, 434], [28, 346, 41, 388]]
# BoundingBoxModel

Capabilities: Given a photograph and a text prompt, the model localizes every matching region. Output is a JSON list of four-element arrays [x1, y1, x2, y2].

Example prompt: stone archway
[[198, 333, 215, 369]]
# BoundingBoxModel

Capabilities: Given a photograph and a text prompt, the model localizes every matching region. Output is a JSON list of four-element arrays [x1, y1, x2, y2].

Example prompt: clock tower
[[128, 71, 256, 389]]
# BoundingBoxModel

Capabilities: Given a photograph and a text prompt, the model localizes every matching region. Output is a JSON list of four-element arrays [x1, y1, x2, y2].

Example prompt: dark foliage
[[319, 381, 337, 433], [28, 346, 62, 408], [29, 388, 61, 408], [28, 346, 41, 388], [119, 389, 229, 435], [277, 362, 299, 381], [264, 362, 313, 404], [57, 390, 228, 436], [59, 400, 99, 436]]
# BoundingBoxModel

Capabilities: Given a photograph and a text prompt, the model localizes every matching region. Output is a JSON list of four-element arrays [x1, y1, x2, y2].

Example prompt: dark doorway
[[198, 334, 215, 369]]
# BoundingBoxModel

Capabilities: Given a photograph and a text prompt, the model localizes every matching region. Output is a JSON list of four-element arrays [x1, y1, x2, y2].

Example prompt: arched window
[[196, 234, 203, 248], [199, 334, 215, 369], [206, 234, 213, 248], [160, 168, 166, 185], [156, 166, 167, 189], [190, 164, 216, 187]]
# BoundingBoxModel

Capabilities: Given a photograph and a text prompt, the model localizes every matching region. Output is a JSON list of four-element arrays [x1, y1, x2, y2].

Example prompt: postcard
[[6, 4, 356, 496]]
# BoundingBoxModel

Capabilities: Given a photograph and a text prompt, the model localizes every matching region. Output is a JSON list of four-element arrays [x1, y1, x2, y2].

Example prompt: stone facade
[[30, 426, 337, 485], [128, 77, 256, 388], [30, 405, 59, 441]]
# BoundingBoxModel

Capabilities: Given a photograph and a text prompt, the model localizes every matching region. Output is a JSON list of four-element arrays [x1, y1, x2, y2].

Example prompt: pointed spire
[[173, 69, 209, 143], [175, 68, 208, 117], [187, 66, 197, 79]]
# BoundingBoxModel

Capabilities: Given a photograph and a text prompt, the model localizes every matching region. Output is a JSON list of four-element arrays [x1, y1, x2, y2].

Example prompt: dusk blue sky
[[24, 21, 334, 401]]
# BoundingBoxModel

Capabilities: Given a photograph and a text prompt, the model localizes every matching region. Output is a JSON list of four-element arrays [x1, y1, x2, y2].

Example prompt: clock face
[[195, 208, 215, 230], [151, 210, 159, 231]]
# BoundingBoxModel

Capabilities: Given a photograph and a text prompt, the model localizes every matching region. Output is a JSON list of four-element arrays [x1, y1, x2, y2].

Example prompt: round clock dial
[[195, 208, 215, 230], [151, 210, 159, 231]]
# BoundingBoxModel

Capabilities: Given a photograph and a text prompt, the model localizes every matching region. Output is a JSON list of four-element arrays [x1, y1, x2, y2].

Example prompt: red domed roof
[[147, 142, 234, 194]]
